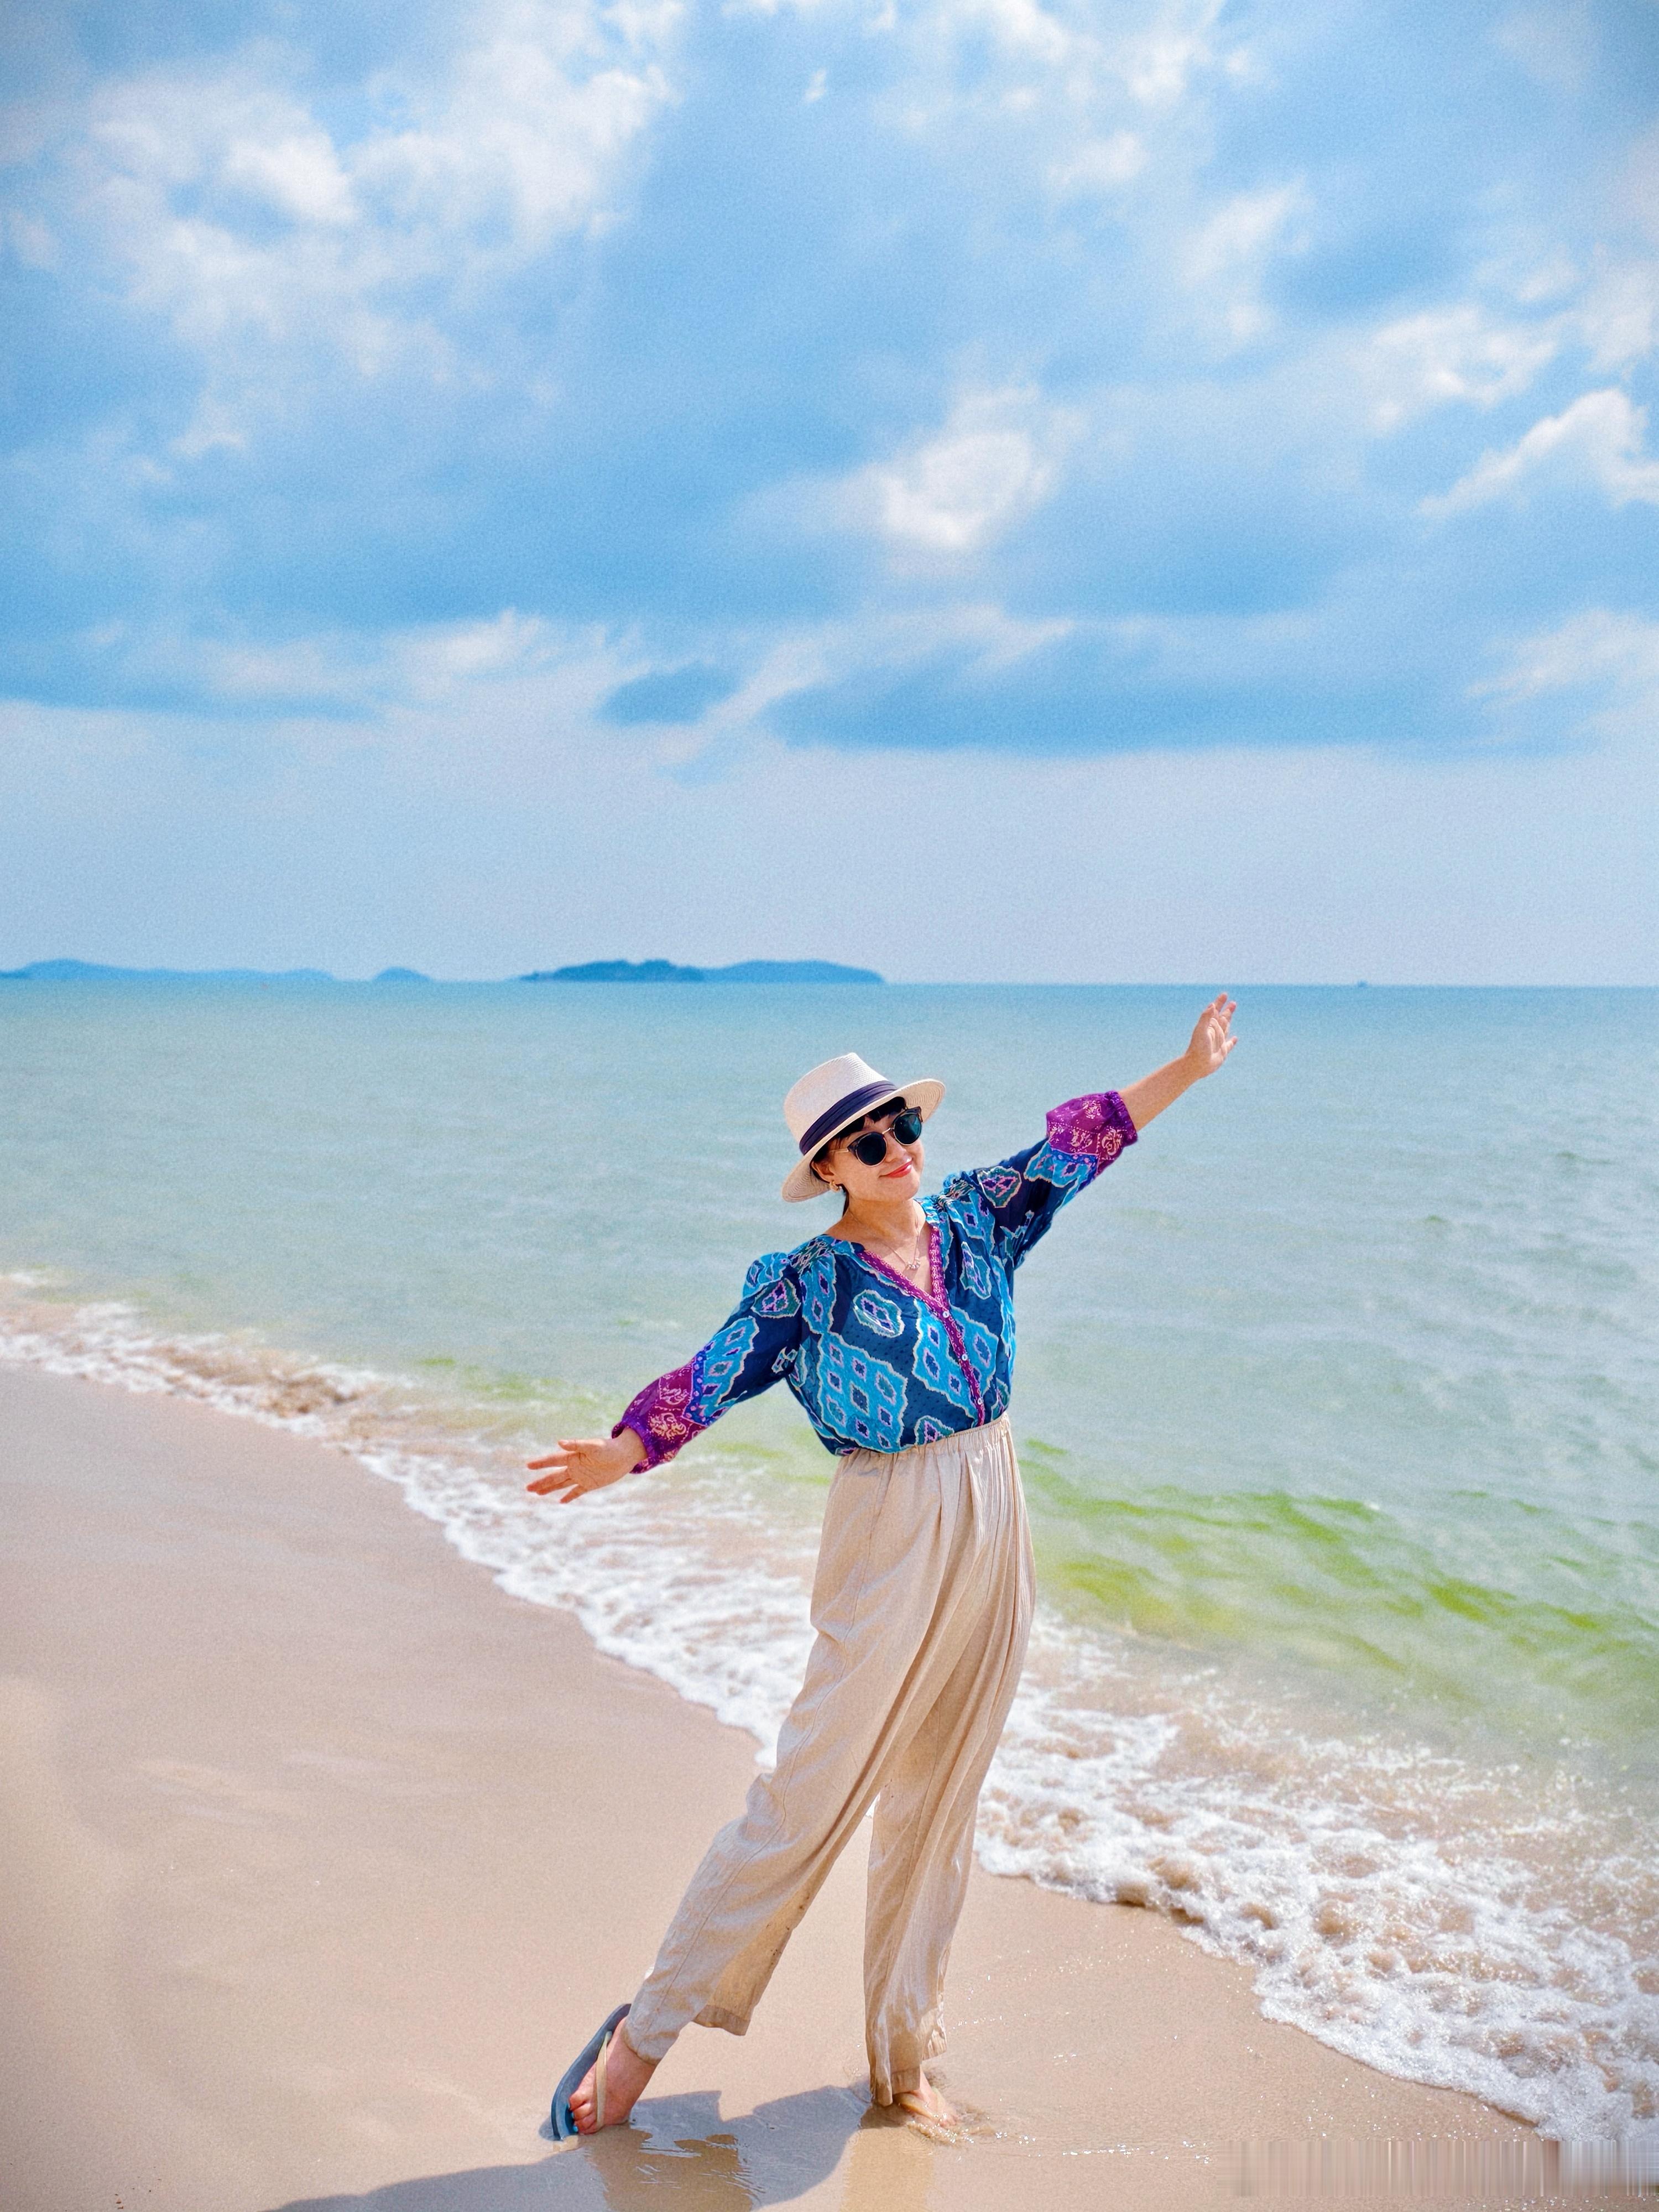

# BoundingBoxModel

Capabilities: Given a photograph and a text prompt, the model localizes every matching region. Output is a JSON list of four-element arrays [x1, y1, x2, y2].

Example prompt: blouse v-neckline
[[825, 1199, 941, 1306], [831, 1212, 988, 1427], [852, 1225, 938, 1309]]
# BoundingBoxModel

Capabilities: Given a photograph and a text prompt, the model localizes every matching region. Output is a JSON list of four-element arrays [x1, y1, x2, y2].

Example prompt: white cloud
[[1120, 1, 1234, 106], [2, 207, 58, 269], [850, 0, 1248, 210], [1494, 4, 1597, 95], [1577, 260, 1659, 371], [169, 401, 248, 462], [55, 0, 679, 397], [844, 387, 1076, 555], [1183, 184, 1300, 279], [1360, 265, 1656, 437], [951, 0, 1073, 67], [1425, 389, 1659, 515], [1180, 182, 1305, 348], [1476, 608, 1659, 716], [351, 0, 675, 256], [1364, 305, 1558, 431], [1048, 131, 1146, 197], [221, 127, 357, 227], [736, 0, 1243, 108], [54, 607, 624, 724]]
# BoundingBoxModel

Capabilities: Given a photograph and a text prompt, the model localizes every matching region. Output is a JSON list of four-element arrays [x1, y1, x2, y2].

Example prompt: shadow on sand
[[268, 2084, 931, 2212]]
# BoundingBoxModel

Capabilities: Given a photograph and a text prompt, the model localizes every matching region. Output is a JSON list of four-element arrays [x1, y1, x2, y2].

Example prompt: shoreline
[[0, 1361, 1561, 2209]]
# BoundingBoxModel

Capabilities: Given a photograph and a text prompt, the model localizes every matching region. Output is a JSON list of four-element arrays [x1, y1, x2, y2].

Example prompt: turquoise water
[[3, 978, 1656, 2137]]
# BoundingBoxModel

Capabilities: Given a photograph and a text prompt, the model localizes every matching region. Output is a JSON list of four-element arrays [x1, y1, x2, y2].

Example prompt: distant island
[[0, 959, 425, 983], [520, 959, 884, 985], [1, 957, 882, 985], [0, 958, 336, 982]]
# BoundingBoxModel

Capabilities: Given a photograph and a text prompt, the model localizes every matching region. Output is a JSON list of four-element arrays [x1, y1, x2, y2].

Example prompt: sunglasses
[[836, 1105, 925, 1167]]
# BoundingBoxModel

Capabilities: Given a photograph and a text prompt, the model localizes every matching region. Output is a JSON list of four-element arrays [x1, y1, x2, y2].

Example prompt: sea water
[[2, 977, 1655, 2144]]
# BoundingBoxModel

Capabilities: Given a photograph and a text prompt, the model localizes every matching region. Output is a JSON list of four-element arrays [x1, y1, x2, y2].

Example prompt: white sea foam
[[980, 1640, 1659, 2143], [4, 1285, 1656, 2147]]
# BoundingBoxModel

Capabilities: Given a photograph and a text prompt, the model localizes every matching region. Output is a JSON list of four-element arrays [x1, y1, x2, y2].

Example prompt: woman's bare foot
[[567, 2024, 657, 2135], [894, 2074, 959, 2133]]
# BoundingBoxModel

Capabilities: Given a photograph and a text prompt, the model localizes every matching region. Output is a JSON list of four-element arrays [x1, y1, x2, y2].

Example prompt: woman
[[528, 995, 1237, 2137]]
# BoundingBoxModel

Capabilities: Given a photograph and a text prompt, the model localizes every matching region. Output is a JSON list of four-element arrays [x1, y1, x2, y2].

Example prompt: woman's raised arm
[[1117, 994, 1237, 1131]]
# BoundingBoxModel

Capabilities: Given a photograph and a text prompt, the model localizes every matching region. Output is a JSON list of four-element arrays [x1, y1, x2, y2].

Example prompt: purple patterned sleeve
[[613, 1360, 704, 1469], [956, 1089, 1138, 1269], [1045, 1089, 1138, 1165], [610, 1254, 805, 1467]]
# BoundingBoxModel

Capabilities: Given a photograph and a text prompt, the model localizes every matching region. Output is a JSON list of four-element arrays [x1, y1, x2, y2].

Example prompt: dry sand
[[1, 1362, 1557, 2210]]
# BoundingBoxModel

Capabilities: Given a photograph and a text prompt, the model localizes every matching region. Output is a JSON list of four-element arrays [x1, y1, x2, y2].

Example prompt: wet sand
[[0, 1363, 1547, 2210]]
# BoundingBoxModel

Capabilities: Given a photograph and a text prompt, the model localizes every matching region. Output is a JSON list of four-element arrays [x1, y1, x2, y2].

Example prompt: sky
[[1, 0, 1656, 981]]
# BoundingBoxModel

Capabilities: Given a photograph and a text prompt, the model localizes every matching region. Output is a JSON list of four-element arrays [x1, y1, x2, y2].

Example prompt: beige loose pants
[[624, 1415, 1034, 2104]]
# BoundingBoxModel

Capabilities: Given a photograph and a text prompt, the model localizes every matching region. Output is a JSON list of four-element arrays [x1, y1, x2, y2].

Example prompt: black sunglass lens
[[846, 1110, 922, 1166]]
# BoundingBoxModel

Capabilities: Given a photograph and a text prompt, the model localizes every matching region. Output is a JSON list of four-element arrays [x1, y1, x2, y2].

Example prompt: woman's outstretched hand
[[1184, 993, 1238, 1079], [525, 1430, 643, 1503], [1118, 994, 1238, 1131]]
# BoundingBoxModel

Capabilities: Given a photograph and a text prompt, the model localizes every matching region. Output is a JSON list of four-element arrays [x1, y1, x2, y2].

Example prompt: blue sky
[[1, 0, 1655, 979]]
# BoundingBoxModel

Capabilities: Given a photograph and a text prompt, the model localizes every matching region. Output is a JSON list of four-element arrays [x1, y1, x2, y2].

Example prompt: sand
[[0, 1362, 1556, 2211]]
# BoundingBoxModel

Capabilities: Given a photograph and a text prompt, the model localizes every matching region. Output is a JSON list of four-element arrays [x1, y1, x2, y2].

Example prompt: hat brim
[[781, 1079, 945, 1203]]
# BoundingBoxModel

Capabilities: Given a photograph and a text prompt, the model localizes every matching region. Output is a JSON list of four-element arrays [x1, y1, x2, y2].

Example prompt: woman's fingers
[[527, 1434, 632, 1501], [526, 1436, 604, 1471], [527, 1442, 616, 1496], [1187, 995, 1237, 1076]]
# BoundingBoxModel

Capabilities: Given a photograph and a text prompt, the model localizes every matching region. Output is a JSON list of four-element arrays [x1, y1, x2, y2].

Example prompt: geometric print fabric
[[614, 1090, 1138, 1467]]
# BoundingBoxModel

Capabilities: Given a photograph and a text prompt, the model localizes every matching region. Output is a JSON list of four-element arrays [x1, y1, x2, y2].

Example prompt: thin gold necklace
[[870, 1211, 928, 1279]]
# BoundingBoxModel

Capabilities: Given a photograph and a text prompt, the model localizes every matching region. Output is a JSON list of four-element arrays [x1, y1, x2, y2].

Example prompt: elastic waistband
[[840, 1413, 1012, 1475]]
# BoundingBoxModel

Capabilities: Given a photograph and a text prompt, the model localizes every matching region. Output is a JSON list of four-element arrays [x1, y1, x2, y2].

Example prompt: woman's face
[[815, 1104, 924, 1206]]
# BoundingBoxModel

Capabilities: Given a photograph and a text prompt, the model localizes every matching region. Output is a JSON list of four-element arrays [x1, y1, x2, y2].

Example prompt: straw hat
[[781, 1053, 945, 1203]]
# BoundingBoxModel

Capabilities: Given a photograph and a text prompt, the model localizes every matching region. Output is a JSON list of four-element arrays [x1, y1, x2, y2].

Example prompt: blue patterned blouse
[[614, 1091, 1137, 1464]]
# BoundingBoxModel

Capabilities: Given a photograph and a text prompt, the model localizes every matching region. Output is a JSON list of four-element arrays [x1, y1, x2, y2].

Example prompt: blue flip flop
[[549, 2002, 632, 2139]]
